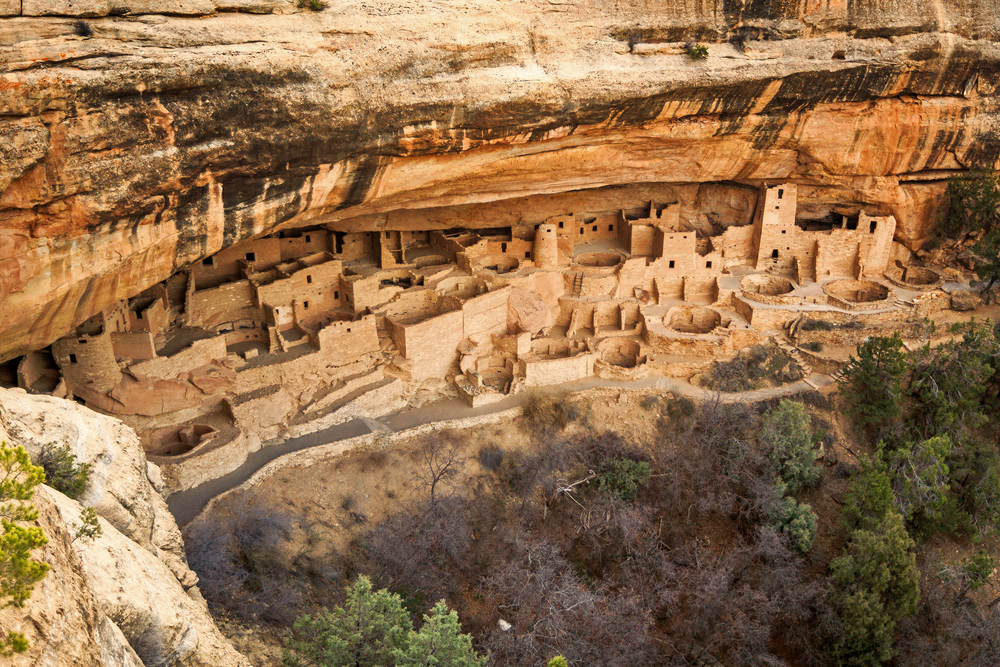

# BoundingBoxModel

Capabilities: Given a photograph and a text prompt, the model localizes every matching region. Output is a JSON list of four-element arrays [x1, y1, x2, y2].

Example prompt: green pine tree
[[830, 510, 920, 667], [840, 334, 907, 429], [0, 441, 50, 655], [761, 400, 819, 494], [284, 575, 411, 667], [394, 601, 486, 667], [841, 456, 895, 532]]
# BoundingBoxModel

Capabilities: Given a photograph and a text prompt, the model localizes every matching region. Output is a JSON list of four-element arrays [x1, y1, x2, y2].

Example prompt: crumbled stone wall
[[129, 337, 228, 381], [186, 280, 261, 329], [110, 332, 158, 361]]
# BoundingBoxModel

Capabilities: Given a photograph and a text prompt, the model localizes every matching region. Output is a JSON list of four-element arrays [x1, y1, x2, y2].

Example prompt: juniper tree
[[0, 442, 50, 655], [284, 576, 411, 667], [394, 600, 486, 667], [841, 334, 907, 430]]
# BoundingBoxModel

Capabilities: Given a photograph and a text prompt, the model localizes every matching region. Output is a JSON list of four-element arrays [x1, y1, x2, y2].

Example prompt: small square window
[[669, 260, 675, 268], [782, 230, 786, 234], [202, 257, 213, 266], [775, 205, 780, 210], [304, 301, 309, 309], [608, 225, 614, 231], [305, 235, 311, 242], [592, 225, 597, 232], [558, 221, 563, 228], [347, 328, 351, 333], [246, 252, 256, 262], [772, 249, 779, 258], [525, 252, 531, 259], [69, 354, 77, 364], [307, 275, 313, 284], [706, 261, 712, 268]]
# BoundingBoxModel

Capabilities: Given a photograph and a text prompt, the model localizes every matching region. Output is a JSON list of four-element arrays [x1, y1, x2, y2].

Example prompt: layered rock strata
[[1, 2, 1000, 361]]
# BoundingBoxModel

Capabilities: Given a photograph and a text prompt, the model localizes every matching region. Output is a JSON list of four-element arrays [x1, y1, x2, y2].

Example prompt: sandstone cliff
[[0, 388, 249, 667], [1, 2, 999, 360]]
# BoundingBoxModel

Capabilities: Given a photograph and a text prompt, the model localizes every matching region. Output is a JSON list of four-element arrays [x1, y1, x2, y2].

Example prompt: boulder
[[507, 288, 551, 335], [951, 290, 977, 311]]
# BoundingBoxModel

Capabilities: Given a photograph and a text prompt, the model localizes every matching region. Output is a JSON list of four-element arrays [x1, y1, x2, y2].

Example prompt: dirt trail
[[166, 373, 836, 526]]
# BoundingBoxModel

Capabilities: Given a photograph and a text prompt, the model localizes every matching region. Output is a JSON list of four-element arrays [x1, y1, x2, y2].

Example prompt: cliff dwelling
[[0, 181, 980, 493]]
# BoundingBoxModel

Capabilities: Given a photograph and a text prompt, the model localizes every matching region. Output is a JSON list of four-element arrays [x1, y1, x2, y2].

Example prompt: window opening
[[669, 260, 675, 268], [246, 252, 256, 262], [202, 257, 213, 266], [870, 220, 877, 233], [307, 275, 313, 284], [772, 249, 779, 258], [706, 261, 712, 268], [778, 188, 784, 199], [69, 354, 77, 364]]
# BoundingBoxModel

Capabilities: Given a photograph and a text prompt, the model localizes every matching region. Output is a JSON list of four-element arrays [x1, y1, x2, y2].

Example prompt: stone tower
[[533, 223, 559, 269]]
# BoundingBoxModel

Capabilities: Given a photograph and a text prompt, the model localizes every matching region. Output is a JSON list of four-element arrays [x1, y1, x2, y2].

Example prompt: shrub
[[73, 20, 93, 37], [665, 394, 696, 419], [597, 459, 651, 501], [801, 319, 834, 331], [477, 444, 505, 472], [522, 390, 569, 432], [801, 341, 823, 352], [184, 497, 303, 623], [770, 497, 818, 553], [760, 400, 819, 494], [840, 334, 907, 429], [682, 42, 709, 59], [35, 443, 91, 500], [298, 0, 325, 10]]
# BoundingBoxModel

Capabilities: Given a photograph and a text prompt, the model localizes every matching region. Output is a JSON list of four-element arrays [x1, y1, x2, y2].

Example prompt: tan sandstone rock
[[46, 489, 251, 667], [0, 5, 999, 362], [0, 387, 197, 588]]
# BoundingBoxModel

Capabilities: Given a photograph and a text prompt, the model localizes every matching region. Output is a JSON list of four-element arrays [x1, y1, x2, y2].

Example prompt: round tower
[[533, 223, 559, 269]]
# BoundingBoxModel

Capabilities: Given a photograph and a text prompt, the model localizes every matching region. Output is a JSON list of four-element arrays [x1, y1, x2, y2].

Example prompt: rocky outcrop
[[0, 389, 248, 667], [46, 489, 251, 667], [0, 387, 196, 587], [1, 4, 1000, 361], [0, 484, 143, 667]]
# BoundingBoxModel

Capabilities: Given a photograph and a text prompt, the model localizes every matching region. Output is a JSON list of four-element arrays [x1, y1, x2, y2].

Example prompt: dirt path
[[166, 373, 836, 526]]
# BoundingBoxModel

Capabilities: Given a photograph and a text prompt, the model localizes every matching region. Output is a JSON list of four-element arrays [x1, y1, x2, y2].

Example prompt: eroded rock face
[[0, 389, 248, 666], [0, 387, 197, 585], [1, 3, 1000, 361], [47, 489, 251, 667]]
